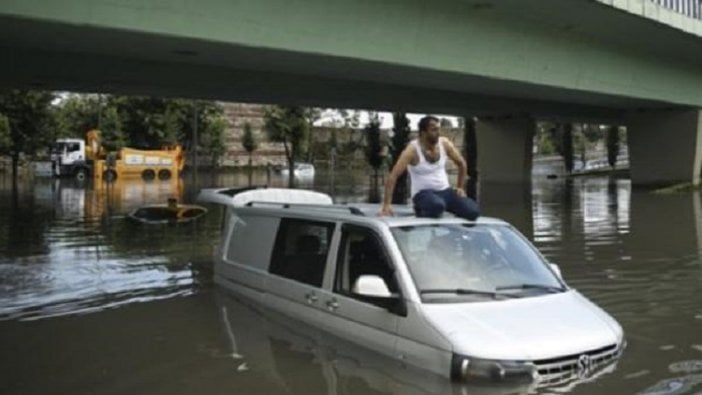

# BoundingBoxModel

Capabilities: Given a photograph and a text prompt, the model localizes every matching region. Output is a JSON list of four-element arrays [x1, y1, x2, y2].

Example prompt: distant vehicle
[[128, 198, 207, 225], [280, 162, 315, 178], [51, 130, 185, 182], [199, 187, 625, 385]]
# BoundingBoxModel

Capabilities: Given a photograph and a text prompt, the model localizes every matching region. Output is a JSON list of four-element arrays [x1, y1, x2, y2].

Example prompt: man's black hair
[[418, 115, 440, 133]]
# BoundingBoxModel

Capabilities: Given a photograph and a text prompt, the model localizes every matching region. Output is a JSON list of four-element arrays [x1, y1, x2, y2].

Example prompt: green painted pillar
[[626, 109, 702, 187], [475, 116, 535, 184]]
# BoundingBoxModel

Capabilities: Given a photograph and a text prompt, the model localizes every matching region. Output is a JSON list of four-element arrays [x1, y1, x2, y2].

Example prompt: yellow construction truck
[[51, 130, 185, 182]]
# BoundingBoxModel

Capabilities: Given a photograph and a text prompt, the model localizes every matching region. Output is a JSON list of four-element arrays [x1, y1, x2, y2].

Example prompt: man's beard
[[427, 135, 439, 145]]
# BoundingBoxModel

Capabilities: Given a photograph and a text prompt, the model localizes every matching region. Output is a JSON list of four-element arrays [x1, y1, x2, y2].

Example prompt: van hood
[[421, 290, 622, 360]]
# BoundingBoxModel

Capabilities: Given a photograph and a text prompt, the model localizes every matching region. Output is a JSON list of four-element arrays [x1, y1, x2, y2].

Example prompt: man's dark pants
[[412, 188, 480, 220]]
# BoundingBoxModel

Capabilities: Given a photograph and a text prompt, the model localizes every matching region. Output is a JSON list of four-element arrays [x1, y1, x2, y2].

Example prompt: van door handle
[[326, 298, 339, 311], [305, 292, 318, 304]]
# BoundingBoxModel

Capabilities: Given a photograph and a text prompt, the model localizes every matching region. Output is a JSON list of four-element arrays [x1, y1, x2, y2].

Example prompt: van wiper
[[495, 284, 565, 293], [420, 289, 519, 299]]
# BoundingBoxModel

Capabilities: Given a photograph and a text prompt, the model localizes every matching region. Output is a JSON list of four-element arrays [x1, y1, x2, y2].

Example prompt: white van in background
[[198, 187, 625, 385]]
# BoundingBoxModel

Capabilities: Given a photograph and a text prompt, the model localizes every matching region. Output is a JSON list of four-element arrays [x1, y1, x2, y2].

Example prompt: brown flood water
[[1, 168, 701, 395]]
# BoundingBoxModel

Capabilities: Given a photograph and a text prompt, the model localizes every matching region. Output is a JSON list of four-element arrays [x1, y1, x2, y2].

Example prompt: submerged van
[[199, 188, 625, 384]]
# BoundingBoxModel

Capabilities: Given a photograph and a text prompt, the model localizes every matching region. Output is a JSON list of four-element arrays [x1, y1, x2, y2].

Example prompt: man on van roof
[[379, 115, 480, 220]]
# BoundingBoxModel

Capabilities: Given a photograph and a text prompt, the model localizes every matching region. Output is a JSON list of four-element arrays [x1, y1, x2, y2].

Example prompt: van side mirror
[[549, 263, 563, 280], [351, 275, 407, 317], [352, 275, 392, 298]]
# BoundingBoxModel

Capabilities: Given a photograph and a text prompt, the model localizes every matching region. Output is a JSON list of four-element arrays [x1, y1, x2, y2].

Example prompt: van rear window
[[226, 214, 280, 270], [269, 218, 334, 287]]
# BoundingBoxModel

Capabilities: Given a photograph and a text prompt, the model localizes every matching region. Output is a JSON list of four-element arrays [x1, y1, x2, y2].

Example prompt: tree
[[264, 105, 313, 187], [0, 114, 10, 153], [561, 124, 574, 174], [0, 89, 56, 183], [99, 106, 126, 152], [390, 112, 410, 204], [606, 126, 619, 168], [364, 114, 383, 203], [242, 122, 258, 186], [202, 116, 226, 169], [463, 117, 478, 199], [54, 93, 101, 137], [53, 94, 227, 173]]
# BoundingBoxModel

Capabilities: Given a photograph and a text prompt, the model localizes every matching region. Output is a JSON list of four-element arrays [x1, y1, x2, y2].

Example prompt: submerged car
[[198, 187, 624, 384]]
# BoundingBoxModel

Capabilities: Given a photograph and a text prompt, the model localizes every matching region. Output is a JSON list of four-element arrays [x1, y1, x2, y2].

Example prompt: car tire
[[74, 167, 88, 182]]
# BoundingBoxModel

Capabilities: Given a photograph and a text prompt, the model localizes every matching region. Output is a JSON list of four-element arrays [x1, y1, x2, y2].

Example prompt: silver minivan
[[199, 187, 625, 385]]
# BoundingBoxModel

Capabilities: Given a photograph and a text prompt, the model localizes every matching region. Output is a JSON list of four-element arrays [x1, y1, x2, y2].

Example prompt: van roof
[[197, 187, 507, 228]]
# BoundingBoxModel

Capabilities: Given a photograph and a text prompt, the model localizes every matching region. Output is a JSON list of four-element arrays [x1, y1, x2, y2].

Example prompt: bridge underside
[[0, 18, 657, 123], [1, 0, 701, 186]]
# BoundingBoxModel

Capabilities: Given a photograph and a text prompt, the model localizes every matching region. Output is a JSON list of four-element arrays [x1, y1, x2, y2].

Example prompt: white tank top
[[408, 138, 450, 197]]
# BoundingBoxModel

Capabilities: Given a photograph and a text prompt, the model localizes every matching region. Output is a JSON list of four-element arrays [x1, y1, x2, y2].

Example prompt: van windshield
[[391, 224, 564, 302]]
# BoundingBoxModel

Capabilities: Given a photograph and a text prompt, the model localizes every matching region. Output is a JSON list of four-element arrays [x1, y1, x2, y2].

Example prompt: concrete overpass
[[1, 0, 701, 186]]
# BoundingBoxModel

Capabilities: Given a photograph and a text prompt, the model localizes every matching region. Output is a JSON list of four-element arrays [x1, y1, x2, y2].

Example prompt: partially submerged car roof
[[197, 187, 507, 227]]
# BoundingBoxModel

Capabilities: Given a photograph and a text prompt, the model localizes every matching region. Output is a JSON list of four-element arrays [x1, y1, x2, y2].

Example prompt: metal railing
[[651, 0, 702, 20]]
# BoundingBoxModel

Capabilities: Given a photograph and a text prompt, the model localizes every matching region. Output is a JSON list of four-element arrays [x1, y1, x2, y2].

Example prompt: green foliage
[[534, 122, 557, 155], [99, 106, 126, 152], [54, 94, 101, 138], [581, 123, 604, 143], [202, 116, 226, 168], [390, 112, 410, 165], [606, 126, 620, 168], [264, 105, 314, 187], [463, 117, 478, 180], [242, 122, 257, 154], [364, 115, 383, 171], [0, 89, 56, 160], [391, 112, 410, 204], [53, 94, 226, 157], [0, 114, 10, 152], [264, 105, 312, 159], [561, 124, 574, 173]]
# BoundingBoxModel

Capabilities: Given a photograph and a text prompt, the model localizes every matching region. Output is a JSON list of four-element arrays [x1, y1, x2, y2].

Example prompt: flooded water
[[1, 167, 701, 395]]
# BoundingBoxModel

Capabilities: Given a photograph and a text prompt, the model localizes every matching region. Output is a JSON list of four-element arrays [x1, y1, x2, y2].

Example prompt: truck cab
[[51, 138, 90, 180]]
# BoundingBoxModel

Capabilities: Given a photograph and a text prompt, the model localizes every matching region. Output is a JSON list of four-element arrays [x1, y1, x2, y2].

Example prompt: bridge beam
[[475, 116, 535, 184], [627, 109, 702, 187]]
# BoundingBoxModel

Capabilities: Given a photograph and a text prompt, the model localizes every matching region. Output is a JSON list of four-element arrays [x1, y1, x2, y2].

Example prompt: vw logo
[[576, 354, 593, 377]]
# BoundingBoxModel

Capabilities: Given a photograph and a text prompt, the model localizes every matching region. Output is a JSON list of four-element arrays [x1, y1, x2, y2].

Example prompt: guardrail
[[652, 0, 702, 20]]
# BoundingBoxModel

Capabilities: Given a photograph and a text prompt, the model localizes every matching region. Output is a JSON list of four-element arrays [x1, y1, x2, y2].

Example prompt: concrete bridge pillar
[[475, 116, 535, 184], [626, 109, 702, 187]]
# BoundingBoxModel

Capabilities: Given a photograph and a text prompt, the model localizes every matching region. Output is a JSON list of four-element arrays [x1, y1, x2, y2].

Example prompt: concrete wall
[[475, 116, 535, 184], [627, 109, 702, 186]]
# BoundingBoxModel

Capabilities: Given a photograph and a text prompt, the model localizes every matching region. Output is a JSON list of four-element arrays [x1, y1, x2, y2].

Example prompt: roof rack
[[244, 201, 365, 216]]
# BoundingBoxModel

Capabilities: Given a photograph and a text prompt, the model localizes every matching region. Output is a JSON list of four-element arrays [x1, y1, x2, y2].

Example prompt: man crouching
[[379, 115, 480, 220]]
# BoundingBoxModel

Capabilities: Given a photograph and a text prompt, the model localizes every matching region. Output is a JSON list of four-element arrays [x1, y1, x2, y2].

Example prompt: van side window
[[334, 226, 399, 303], [269, 218, 334, 287], [226, 214, 280, 271]]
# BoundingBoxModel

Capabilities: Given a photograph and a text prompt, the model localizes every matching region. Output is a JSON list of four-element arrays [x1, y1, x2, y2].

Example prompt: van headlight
[[451, 353, 538, 383]]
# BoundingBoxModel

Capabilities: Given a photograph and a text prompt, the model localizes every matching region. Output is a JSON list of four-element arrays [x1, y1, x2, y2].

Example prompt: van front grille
[[533, 344, 621, 380]]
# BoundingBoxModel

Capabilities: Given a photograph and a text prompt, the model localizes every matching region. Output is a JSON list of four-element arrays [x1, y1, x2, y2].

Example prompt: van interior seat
[[287, 234, 325, 286], [296, 234, 321, 254]]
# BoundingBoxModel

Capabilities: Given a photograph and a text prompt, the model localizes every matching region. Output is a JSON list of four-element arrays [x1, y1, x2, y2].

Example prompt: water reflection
[[215, 290, 537, 395], [1, 170, 702, 394], [528, 177, 702, 395], [0, 177, 212, 321]]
